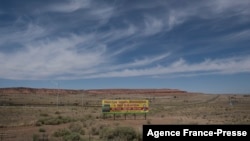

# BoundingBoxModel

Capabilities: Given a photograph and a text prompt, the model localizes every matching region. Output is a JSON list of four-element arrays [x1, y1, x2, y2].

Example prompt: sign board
[[102, 100, 149, 114]]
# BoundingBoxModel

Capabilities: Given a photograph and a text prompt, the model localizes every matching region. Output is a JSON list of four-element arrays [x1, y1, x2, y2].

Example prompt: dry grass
[[0, 93, 250, 140]]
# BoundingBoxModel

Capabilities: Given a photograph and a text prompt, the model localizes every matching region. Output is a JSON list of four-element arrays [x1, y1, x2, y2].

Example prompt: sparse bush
[[54, 128, 86, 141], [114, 122, 120, 126], [116, 114, 122, 118], [39, 128, 46, 132], [33, 134, 39, 141], [99, 127, 113, 139], [80, 129, 85, 135], [99, 124, 107, 130], [82, 122, 87, 128], [91, 127, 99, 135], [100, 126, 137, 141], [53, 129, 70, 137], [69, 123, 85, 135], [43, 118, 60, 125], [40, 113, 49, 117], [85, 114, 92, 120], [137, 132, 142, 141], [37, 116, 74, 125], [63, 132, 80, 141], [147, 119, 151, 124], [35, 121, 42, 126]]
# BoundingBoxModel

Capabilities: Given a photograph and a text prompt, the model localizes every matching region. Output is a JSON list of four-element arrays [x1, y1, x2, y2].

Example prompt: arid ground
[[0, 88, 249, 141]]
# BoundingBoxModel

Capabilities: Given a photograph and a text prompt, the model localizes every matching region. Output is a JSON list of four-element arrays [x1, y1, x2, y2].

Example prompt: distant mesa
[[0, 87, 84, 95], [85, 89, 187, 95], [0, 87, 188, 95]]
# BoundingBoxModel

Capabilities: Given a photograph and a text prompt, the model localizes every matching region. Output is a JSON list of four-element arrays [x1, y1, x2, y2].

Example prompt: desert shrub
[[53, 129, 70, 137], [99, 124, 107, 130], [69, 123, 85, 135], [114, 122, 120, 126], [85, 114, 93, 120], [116, 114, 122, 118], [63, 132, 80, 141], [35, 121, 42, 126], [99, 127, 113, 139], [43, 118, 60, 125], [33, 134, 39, 141], [91, 127, 99, 135], [54, 128, 86, 141], [147, 119, 151, 124], [80, 129, 85, 135], [82, 122, 87, 128], [137, 132, 142, 141], [100, 126, 137, 141], [37, 116, 74, 125], [39, 128, 46, 132], [40, 113, 49, 117]]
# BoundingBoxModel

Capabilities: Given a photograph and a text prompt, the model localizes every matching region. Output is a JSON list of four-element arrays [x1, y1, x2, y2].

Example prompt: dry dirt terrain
[[0, 88, 249, 141]]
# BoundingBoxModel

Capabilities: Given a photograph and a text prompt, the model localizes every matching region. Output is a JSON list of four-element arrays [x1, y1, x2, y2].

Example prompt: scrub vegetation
[[0, 90, 249, 140]]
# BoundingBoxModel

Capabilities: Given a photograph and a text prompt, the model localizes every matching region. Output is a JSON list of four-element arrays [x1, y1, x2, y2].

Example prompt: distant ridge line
[[0, 87, 188, 95]]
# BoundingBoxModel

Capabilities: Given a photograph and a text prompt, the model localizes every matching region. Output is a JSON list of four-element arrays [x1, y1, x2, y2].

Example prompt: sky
[[0, 0, 250, 94]]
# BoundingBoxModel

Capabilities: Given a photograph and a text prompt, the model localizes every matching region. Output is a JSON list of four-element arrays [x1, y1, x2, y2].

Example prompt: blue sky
[[0, 0, 250, 94]]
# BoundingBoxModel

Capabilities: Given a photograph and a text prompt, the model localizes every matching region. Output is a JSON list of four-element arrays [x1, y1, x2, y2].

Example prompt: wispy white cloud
[[46, 0, 91, 13], [2, 51, 250, 79], [221, 29, 250, 41], [84, 56, 250, 79], [89, 6, 114, 21], [0, 23, 46, 46], [50, 0, 114, 19], [109, 53, 170, 70], [167, 10, 190, 30], [110, 43, 138, 56], [0, 0, 250, 81], [160, 0, 250, 31], [0, 34, 108, 79], [212, 0, 250, 15], [99, 24, 137, 44], [143, 16, 164, 36]]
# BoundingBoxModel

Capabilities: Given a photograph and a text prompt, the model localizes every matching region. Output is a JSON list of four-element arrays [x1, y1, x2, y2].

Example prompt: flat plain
[[0, 88, 249, 141]]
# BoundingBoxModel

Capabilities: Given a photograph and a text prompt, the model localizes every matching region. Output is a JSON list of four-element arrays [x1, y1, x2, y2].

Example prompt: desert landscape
[[0, 87, 249, 141]]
